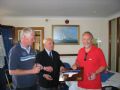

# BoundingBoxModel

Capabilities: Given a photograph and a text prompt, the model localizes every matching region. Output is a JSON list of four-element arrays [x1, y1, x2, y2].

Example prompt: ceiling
[[0, 0, 120, 17]]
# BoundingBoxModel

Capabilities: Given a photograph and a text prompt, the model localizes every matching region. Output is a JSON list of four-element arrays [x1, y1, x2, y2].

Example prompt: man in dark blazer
[[36, 38, 65, 90]]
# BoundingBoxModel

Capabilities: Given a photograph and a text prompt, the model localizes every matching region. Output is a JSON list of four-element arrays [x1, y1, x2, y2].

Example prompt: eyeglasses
[[84, 53, 88, 61]]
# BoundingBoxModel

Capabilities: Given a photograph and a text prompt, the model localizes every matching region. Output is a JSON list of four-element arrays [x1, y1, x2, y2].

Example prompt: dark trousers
[[0, 68, 6, 90], [16, 85, 37, 90], [39, 86, 58, 90]]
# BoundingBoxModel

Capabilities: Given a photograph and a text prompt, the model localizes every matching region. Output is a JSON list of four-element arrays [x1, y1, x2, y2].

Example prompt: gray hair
[[82, 31, 94, 39], [43, 38, 54, 44], [20, 27, 34, 40]]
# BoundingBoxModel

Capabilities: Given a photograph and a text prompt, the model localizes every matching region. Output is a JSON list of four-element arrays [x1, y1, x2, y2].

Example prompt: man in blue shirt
[[8, 27, 42, 90]]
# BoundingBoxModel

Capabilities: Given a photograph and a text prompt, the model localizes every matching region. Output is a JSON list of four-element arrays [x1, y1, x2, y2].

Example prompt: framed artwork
[[52, 25, 80, 45]]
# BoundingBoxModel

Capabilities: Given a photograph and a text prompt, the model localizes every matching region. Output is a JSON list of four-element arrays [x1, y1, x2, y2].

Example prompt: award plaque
[[59, 67, 84, 81]]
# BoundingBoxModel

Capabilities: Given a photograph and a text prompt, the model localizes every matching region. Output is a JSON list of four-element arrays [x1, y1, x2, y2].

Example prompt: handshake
[[32, 64, 65, 81], [32, 63, 53, 74]]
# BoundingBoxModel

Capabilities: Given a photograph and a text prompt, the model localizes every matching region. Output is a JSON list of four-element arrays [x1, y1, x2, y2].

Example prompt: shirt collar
[[45, 48, 52, 56], [20, 43, 31, 54], [84, 45, 96, 53]]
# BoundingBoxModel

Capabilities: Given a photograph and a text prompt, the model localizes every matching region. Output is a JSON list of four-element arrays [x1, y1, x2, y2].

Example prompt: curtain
[[0, 24, 15, 69]]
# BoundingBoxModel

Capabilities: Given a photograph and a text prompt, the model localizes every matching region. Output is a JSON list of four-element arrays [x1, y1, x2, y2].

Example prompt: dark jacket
[[36, 49, 64, 88]]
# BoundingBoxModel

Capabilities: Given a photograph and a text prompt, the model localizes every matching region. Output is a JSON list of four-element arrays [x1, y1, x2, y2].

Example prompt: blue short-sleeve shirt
[[8, 43, 37, 88]]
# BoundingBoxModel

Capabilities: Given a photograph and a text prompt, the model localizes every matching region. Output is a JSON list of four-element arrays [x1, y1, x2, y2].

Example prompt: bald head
[[82, 31, 93, 40], [43, 38, 54, 51]]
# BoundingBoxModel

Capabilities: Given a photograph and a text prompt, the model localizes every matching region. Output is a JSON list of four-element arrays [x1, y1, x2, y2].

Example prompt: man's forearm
[[9, 69, 34, 75], [95, 66, 106, 75]]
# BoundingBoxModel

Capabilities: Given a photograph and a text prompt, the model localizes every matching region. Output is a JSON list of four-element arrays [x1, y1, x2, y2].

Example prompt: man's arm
[[57, 53, 66, 72], [95, 66, 106, 75], [89, 48, 107, 80], [35, 52, 53, 81], [9, 64, 41, 75], [95, 48, 107, 75], [9, 69, 34, 75], [72, 50, 81, 70], [89, 66, 106, 80], [56, 52, 64, 67]]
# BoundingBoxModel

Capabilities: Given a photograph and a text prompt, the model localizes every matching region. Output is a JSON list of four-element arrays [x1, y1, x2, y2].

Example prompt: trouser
[[15, 85, 37, 90], [38, 86, 58, 90], [0, 68, 6, 90]]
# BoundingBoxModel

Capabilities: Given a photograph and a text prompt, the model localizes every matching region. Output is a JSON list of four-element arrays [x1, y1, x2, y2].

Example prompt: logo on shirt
[[88, 58, 93, 61]]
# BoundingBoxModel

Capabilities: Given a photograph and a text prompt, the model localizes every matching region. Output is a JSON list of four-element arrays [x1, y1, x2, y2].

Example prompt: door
[[109, 18, 120, 72], [109, 19, 117, 71], [118, 17, 120, 72]]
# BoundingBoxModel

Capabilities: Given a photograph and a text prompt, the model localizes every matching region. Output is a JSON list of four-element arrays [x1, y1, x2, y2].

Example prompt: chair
[[3, 57, 13, 90], [58, 62, 71, 90], [5, 69, 12, 90], [102, 86, 119, 90], [63, 62, 71, 69]]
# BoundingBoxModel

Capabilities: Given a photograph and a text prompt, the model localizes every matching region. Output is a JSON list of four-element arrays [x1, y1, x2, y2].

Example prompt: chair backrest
[[102, 86, 119, 90], [63, 62, 71, 69]]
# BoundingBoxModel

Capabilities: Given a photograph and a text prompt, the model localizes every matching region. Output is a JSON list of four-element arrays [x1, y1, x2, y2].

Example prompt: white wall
[[0, 17, 108, 65], [0, 17, 2, 23], [107, 12, 120, 20]]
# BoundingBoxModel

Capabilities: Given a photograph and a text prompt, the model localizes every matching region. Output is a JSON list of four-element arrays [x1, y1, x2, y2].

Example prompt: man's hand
[[60, 66, 66, 73], [35, 63, 43, 69], [43, 74, 53, 80], [32, 64, 42, 74], [72, 64, 77, 70], [43, 66, 53, 72], [88, 73, 96, 80]]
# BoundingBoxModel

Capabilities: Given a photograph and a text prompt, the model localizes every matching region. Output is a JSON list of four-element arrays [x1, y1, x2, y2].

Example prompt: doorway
[[109, 17, 120, 72]]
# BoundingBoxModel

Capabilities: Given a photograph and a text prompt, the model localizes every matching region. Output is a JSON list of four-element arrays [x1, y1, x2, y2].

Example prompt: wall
[[0, 17, 2, 23], [107, 12, 120, 20], [0, 17, 108, 65]]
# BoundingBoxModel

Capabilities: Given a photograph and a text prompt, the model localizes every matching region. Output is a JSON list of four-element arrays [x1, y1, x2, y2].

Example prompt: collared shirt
[[75, 45, 107, 89], [45, 48, 52, 57], [8, 43, 36, 88], [20, 43, 31, 54]]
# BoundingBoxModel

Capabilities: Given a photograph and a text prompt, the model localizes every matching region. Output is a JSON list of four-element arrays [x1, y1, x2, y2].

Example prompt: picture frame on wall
[[52, 25, 80, 45]]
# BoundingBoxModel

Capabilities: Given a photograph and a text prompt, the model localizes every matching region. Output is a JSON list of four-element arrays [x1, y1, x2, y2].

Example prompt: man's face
[[25, 32, 35, 46], [82, 34, 93, 48], [45, 40, 54, 51]]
